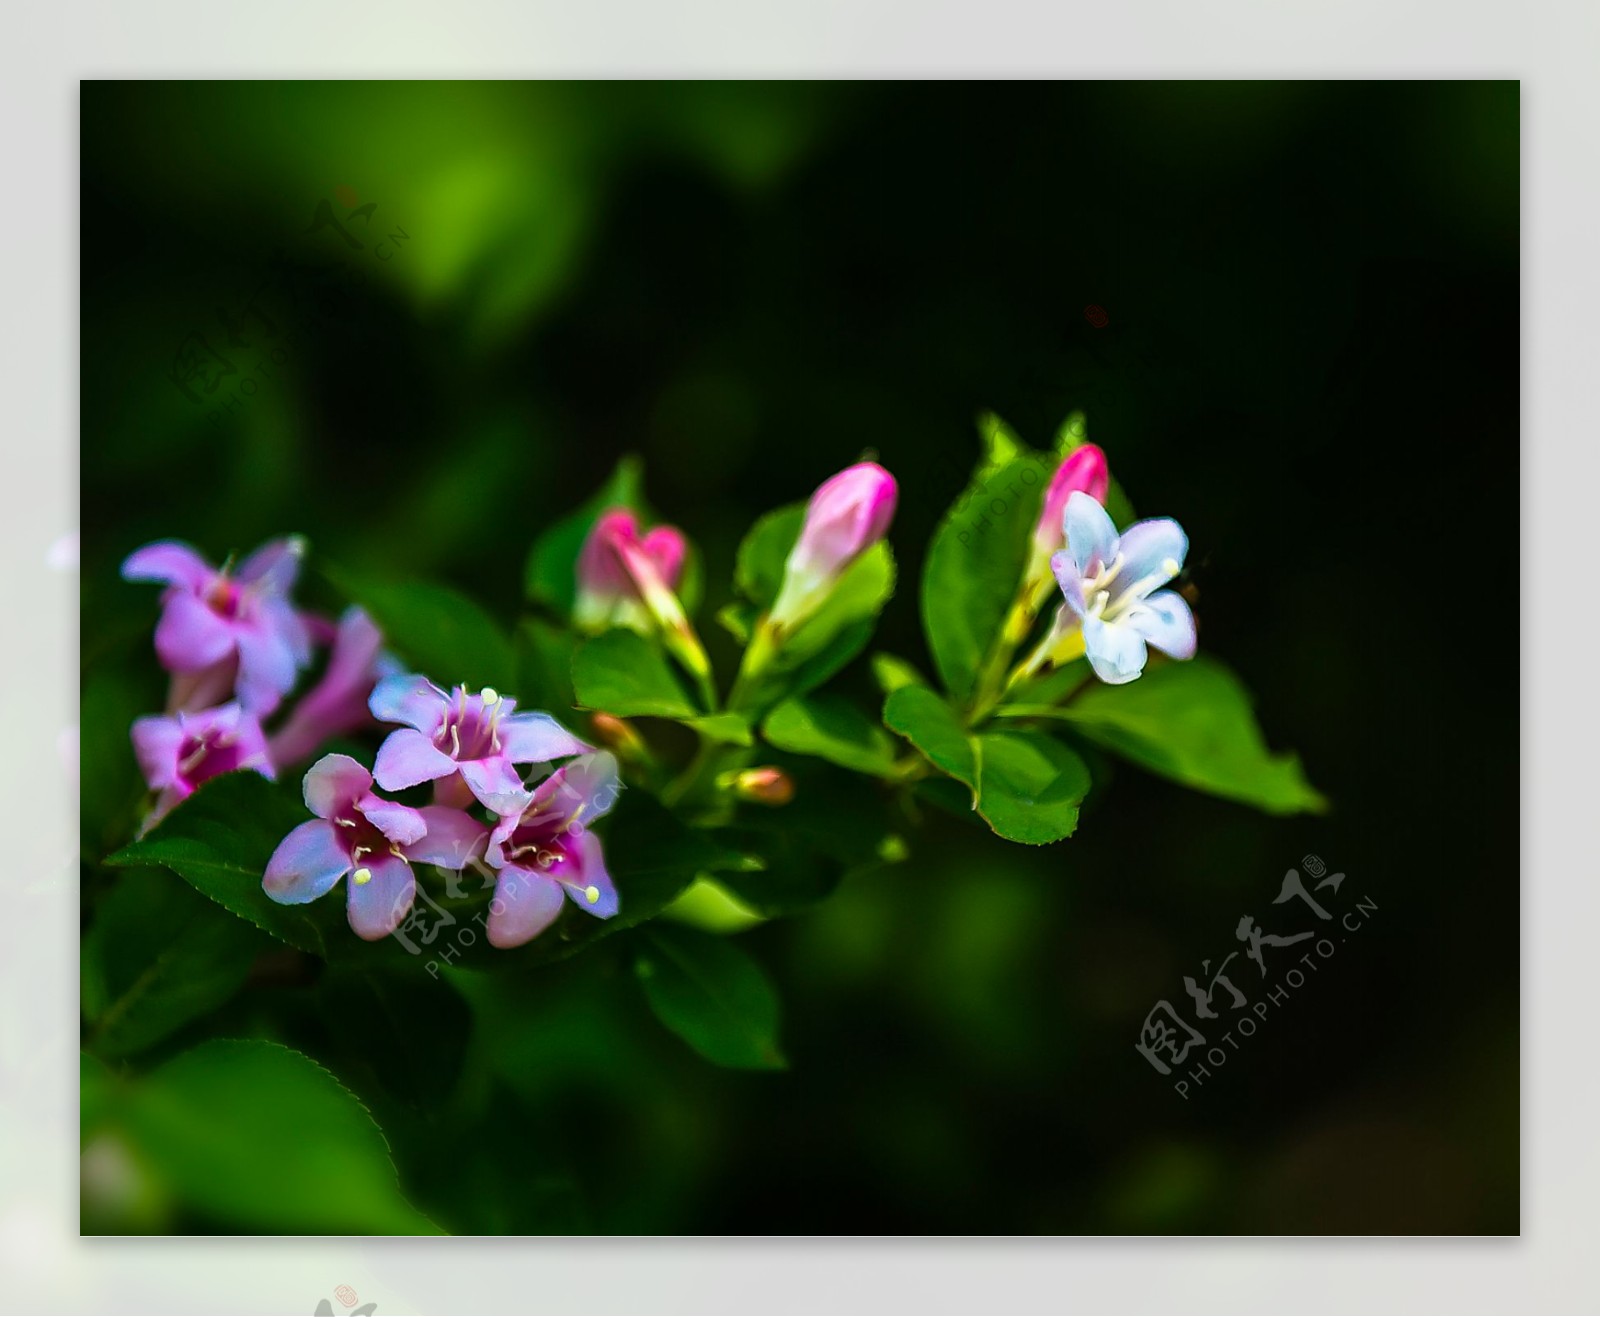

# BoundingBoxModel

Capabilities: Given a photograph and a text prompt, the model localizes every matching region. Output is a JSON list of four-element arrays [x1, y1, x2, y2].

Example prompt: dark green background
[[81, 82, 1518, 1233]]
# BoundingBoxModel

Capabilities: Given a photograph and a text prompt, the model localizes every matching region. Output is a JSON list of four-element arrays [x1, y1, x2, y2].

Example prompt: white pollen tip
[[480, 687, 500, 705], [352, 867, 373, 885], [584, 885, 600, 904], [1162, 558, 1180, 576]]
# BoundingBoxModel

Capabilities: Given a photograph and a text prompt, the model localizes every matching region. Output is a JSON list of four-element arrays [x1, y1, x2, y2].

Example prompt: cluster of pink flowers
[[122, 537, 394, 827], [262, 676, 618, 947]]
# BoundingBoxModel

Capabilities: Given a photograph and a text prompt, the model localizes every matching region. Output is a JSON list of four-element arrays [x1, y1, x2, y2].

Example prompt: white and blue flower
[[1050, 491, 1197, 685]]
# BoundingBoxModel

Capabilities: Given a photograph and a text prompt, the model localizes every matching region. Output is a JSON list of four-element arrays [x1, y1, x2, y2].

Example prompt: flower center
[[1081, 553, 1179, 623], [333, 808, 401, 865], [205, 576, 245, 619], [176, 726, 245, 785], [434, 687, 505, 761]]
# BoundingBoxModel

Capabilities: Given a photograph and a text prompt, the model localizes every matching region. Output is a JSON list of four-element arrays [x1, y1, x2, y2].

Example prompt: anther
[[352, 867, 373, 885]]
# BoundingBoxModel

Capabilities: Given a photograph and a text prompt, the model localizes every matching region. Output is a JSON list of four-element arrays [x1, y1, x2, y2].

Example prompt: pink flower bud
[[769, 462, 897, 630], [574, 509, 689, 634], [1034, 445, 1109, 553], [730, 766, 795, 806]]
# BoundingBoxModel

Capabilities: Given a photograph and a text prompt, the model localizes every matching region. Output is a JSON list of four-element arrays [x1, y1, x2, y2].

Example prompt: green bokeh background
[[80, 81, 1518, 1233]]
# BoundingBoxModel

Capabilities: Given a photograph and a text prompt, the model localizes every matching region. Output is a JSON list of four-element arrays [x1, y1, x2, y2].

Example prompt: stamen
[[352, 867, 373, 885], [1162, 557, 1180, 578], [481, 687, 500, 705], [583, 885, 600, 905], [449, 723, 461, 758]]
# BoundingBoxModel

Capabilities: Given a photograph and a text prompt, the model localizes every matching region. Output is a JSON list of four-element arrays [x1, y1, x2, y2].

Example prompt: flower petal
[[369, 673, 449, 731], [121, 541, 215, 591], [235, 623, 300, 715], [549, 751, 622, 827], [130, 715, 184, 790], [373, 728, 458, 792], [564, 829, 619, 919], [1129, 589, 1198, 660], [499, 711, 591, 766], [263, 819, 350, 904], [301, 753, 372, 818], [1050, 550, 1087, 616], [154, 592, 236, 672], [358, 794, 428, 847], [235, 536, 305, 593], [458, 756, 533, 817], [345, 852, 415, 941], [404, 806, 489, 870], [1064, 490, 1118, 576], [1113, 518, 1188, 598], [1082, 614, 1150, 686], [486, 867, 567, 948]]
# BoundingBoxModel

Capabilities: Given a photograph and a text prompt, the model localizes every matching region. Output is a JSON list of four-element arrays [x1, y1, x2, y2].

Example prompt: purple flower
[[121, 537, 312, 715], [268, 607, 398, 770], [262, 753, 487, 941], [370, 675, 590, 816], [769, 462, 898, 631], [1050, 491, 1197, 685], [483, 752, 621, 948], [131, 702, 274, 829]]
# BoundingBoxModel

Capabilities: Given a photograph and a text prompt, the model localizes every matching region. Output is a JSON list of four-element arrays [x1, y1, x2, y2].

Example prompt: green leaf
[[882, 685, 977, 793], [1041, 655, 1327, 815], [327, 567, 515, 692], [978, 409, 1026, 469], [733, 503, 805, 608], [105, 773, 337, 958], [763, 692, 898, 776], [920, 456, 1044, 703], [884, 688, 1089, 843], [82, 869, 264, 1057], [971, 730, 1091, 844], [870, 651, 929, 696], [571, 628, 697, 718], [524, 453, 644, 614], [683, 712, 754, 746], [634, 926, 786, 1070], [515, 616, 579, 712], [121, 1039, 440, 1233]]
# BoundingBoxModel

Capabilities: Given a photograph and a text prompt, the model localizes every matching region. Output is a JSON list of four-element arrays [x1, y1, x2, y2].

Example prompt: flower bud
[[725, 766, 795, 806], [574, 509, 688, 634], [589, 712, 649, 763], [769, 462, 897, 632], [1033, 445, 1109, 554]]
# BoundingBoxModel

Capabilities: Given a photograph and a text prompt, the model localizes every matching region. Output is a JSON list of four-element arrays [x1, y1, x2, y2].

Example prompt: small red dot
[[1084, 304, 1109, 329], [334, 186, 360, 209]]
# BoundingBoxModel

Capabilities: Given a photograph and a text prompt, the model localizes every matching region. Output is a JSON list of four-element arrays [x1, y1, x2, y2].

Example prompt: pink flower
[[122, 537, 312, 715], [370, 675, 590, 816], [574, 508, 689, 635], [769, 462, 897, 631], [1033, 445, 1109, 554], [268, 607, 397, 770], [262, 754, 486, 941], [130, 702, 274, 829], [483, 753, 621, 948]]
